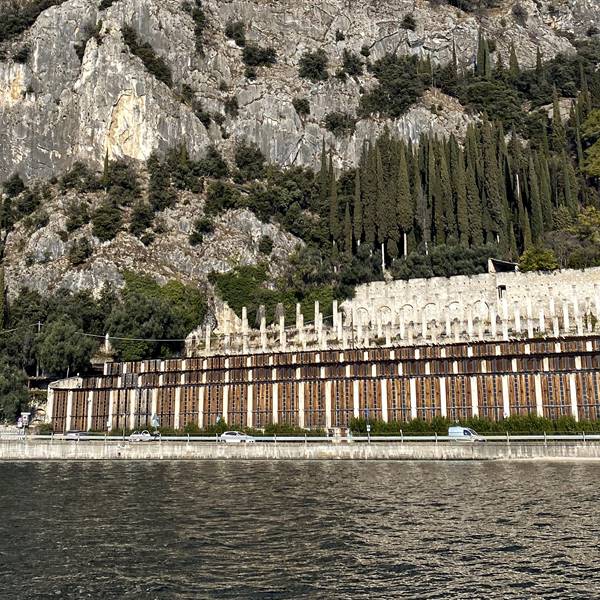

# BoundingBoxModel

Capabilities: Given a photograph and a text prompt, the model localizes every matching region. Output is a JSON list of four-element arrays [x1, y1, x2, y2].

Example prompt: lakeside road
[[2, 439, 600, 460]]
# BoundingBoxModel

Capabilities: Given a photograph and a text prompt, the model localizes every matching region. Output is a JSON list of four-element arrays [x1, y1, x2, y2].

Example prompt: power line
[[0, 323, 39, 336], [78, 332, 188, 343]]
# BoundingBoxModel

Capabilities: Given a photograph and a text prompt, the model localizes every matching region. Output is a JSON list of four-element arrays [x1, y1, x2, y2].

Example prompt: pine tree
[[344, 201, 352, 256], [353, 169, 363, 245], [528, 156, 543, 243], [397, 144, 413, 256], [328, 153, 340, 241]]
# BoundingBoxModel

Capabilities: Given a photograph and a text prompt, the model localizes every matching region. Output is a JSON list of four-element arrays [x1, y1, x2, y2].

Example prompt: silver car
[[129, 430, 159, 442], [219, 431, 255, 444]]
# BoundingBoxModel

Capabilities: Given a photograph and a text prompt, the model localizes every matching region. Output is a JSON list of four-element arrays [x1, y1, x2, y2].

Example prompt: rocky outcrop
[[0, 0, 597, 180], [2, 184, 300, 297]]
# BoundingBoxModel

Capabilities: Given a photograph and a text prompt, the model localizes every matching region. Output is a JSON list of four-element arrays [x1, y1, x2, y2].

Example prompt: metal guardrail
[[1, 433, 600, 443]]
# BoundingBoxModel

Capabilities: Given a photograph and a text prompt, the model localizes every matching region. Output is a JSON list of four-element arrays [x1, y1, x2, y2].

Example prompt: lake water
[[0, 460, 598, 599]]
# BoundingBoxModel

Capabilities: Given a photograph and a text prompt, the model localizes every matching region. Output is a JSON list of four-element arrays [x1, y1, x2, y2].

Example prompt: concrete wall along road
[[2, 441, 600, 461]]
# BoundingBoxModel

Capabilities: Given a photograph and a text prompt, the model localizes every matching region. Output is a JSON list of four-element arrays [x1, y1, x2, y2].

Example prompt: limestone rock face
[[1, 0, 597, 180], [2, 187, 300, 297]]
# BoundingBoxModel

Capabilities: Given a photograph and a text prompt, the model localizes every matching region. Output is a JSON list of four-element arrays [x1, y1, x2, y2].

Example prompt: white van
[[448, 426, 484, 442]]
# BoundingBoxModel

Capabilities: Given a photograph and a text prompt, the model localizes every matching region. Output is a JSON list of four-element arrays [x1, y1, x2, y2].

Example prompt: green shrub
[[234, 142, 266, 180], [341, 50, 362, 76], [359, 53, 425, 118], [204, 181, 241, 214], [122, 25, 173, 87], [400, 14, 416, 31], [224, 96, 239, 116], [242, 44, 276, 67], [68, 237, 93, 266], [225, 20, 245, 46], [189, 216, 214, 245], [99, 0, 117, 9], [360, 45, 370, 57], [335, 29, 345, 42], [196, 145, 229, 178], [14, 189, 41, 219], [105, 159, 141, 206], [129, 201, 154, 237], [60, 162, 101, 193], [292, 97, 310, 116], [12, 45, 30, 63], [92, 199, 122, 242], [65, 201, 90, 233], [324, 111, 356, 136], [3, 173, 25, 198], [0, 0, 65, 44], [298, 49, 329, 82], [258, 234, 273, 254]]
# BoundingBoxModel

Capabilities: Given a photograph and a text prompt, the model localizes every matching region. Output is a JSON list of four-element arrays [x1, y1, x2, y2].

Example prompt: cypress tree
[[508, 44, 520, 78], [413, 150, 430, 253], [515, 172, 532, 250], [353, 169, 363, 246], [0, 264, 4, 329], [439, 141, 456, 243], [328, 154, 340, 241], [536, 153, 553, 230], [476, 32, 491, 78], [397, 145, 413, 256], [375, 146, 388, 247], [535, 47, 543, 79], [551, 87, 566, 152], [344, 201, 352, 256], [317, 139, 328, 213], [481, 121, 504, 243], [362, 145, 377, 245], [465, 161, 484, 246], [429, 138, 445, 245], [455, 150, 469, 247], [528, 156, 543, 243], [102, 149, 109, 189]]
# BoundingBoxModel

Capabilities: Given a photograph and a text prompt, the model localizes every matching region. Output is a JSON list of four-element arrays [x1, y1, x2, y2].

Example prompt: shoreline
[[2, 441, 600, 461]]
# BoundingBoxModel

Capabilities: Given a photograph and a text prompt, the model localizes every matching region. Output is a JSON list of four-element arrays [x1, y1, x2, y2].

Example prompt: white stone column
[[562, 300, 570, 333], [150, 389, 158, 425], [129, 389, 137, 430], [569, 373, 579, 421], [409, 378, 417, 420], [440, 378, 447, 418], [445, 310, 451, 339], [502, 375, 510, 418], [467, 307, 473, 339], [534, 374, 543, 418], [174, 387, 181, 430], [86, 391, 94, 432], [272, 368, 278, 424], [470, 377, 479, 417], [380, 379, 388, 422], [279, 315, 286, 352], [46, 388, 55, 425], [538, 308, 546, 334], [198, 387, 205, 428], [353, 380, 360, 418], [514, 305, 521, 334], [297, 368, 304, 429], [260, 316, 267, 352], [490, 306, 497, 339], [325, 380, 332, 429], [65, 391, 74, 432]]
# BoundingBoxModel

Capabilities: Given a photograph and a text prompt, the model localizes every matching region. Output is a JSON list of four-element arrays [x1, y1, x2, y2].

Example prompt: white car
[[129, 430, 159, 442], [219, 431, 255, 444]]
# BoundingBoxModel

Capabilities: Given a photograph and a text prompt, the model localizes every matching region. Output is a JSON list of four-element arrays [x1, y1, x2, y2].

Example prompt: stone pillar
[[174, 387, 181, 430], [490, 306, 497, 339], [562, 300, 570, 334], [198, 387, 205, 428], [296, 367, 304, 429], [514, 305, 521, 335], [260, 316, 267, 351], [502, 375, 510, 418], [204, 326, 211, 354], [445, 310, 451, 339], [526, 296, 534, 338], [324, 379, 332, 429], [151, 389, 158, 427], [108, 390, 116, 432], [574, 298, 583, 335], [538, 308, 545, 334], [553, 316, 560, 338], [242, 307, 249, 354], [46, 388, 55, 425], [466, 306, 473, 339], [380, 379, 388, 422], [569, 373, 578, 421], [470, 376, 479, 417], [440, 378, 447, 418], [353, 380, 360, 418], [332, 300, 338, 330], [409, 378, 417, 420], [86, 391, 94, 432], [65, 391, 74, 432], [271, 369, 279, 425], [534, 374, 543, 418], [279, 315, 286, 352]]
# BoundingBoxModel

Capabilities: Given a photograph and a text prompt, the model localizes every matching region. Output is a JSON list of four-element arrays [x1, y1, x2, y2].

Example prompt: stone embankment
[[2, 441, 600, 461]]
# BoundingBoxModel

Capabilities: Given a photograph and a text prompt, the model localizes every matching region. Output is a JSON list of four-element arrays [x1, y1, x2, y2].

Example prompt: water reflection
[[0, 461, 599, 598]]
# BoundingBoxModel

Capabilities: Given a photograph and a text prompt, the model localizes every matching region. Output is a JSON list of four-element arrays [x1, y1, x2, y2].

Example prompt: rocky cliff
[[1, 0, 597, 181], [0, 0, 599, 301]]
